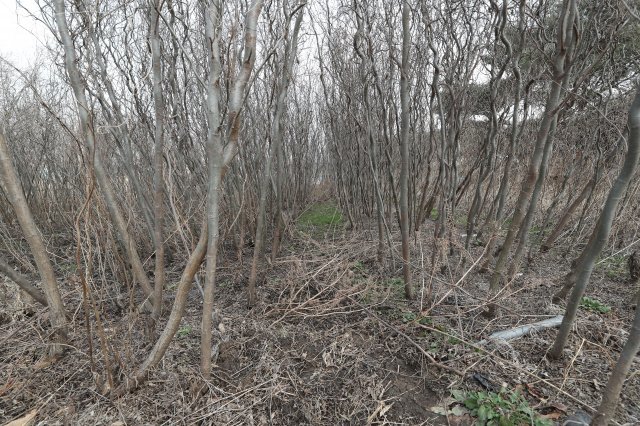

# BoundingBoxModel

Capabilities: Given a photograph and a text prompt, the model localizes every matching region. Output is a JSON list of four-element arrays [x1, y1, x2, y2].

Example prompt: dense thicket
[[1, 0, 640, 423]]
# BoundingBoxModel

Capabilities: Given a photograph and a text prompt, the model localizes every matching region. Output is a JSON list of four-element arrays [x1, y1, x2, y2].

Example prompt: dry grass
[[1, 223, 639, 425]]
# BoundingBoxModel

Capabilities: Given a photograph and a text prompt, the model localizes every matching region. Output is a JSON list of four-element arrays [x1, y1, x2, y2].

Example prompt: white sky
[[0, 0, 48, 67]]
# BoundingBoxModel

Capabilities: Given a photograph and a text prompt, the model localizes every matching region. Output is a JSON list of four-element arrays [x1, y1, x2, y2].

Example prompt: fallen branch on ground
[[478, 315, 564, 345]]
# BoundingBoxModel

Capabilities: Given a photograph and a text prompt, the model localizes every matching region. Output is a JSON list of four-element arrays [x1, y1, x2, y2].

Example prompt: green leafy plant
[[59, 262, 77, 273], [382, 277, 407, 301], [580, 296, 611, 313], [448, 336, 462, 345], [401, 311, 417, 323], [452, 389, 551, 426], [177, 325, 192, 338], [401, 311, 432, 325]]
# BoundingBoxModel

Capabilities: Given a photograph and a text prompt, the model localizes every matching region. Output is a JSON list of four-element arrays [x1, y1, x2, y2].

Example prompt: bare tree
[[593, 298, 640, 425], [399, 0, 412, 299], [0, 131, 68, 355], [51, 0, 155, 309], [150, 0, 167, 321], [201, 0, 264, 379], [248, 1, 306, 307], [550, 87, 640, 358], [487, 0, 579, 314]]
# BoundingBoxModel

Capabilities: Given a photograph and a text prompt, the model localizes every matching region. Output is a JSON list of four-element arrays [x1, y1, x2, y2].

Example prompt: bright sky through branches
[[0, 0, 47, 67]]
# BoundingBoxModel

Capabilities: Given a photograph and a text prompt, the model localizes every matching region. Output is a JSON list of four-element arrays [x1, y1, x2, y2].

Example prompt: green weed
[[455, 214, 467, 226], [59, 262, 77, 273], [452, 389, 552, 426], [177, 325, 192, 338], [580, 296, 611, 314], [448, 336, 462, 345]]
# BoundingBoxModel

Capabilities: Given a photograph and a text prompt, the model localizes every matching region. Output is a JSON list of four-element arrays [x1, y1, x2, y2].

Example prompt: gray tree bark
[[0, 255, 48, 307], [400, 0, 413, 299], [550, 87, 640, 359], [487, 0, 578, 313], [52, 0, 155, 307], [0, 131, 68, 355], [592, 291, 640, 425], [150, 0, 167, 321], [248, 2, 305, 307], [201, 0, 263, 379]]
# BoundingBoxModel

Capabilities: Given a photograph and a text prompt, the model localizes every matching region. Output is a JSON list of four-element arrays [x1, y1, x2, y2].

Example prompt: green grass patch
[[298, 203, 343, 229], [398, 311, 432, 324], [455, 213, 467, 226], [59, 262, 77, 273], [352, 260, 367, 274], [360, 277, 404, 306], [580, 296, 611, 314], [386, 277, 405, 289]]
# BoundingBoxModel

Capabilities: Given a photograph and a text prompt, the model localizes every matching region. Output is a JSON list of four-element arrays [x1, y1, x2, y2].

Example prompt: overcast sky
[[0, 0, 48, 67]]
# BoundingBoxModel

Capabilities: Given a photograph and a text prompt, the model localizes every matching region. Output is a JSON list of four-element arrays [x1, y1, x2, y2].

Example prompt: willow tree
[[550, 88, 640, 359], [248, 1, 306, 307], [150, 0, 167, 321], [487, 0, 579, 314], [0, 131, 68, 355], [52, 0, 155, 309], [399, 0, 412, 299], [201, 0, 264, 379]]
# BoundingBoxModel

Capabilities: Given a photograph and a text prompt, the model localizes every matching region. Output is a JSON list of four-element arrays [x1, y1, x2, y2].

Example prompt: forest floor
[[1, 204, 639, 425]]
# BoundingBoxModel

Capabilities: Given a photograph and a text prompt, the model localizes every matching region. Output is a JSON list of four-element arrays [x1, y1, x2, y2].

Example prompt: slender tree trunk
[[593, 295, 640, 425], [353, 5, 393, 265], [249, 4, 305, 307], [150, 0, 166, 321], [201, 0, 224, 380], [0, 132, 68, 355], [52, 0, 155, 306], [508, 62, 573, 278], [508, 106, 561, 277], [116, 224, 208, 395], [77, 2, 155, 239], [201, 0, 263, 379], [400, 0, 412, 299], [465, 0, 510, 250], [490, 0, 527, 230], [488, 0, 577, 309], [549, 87, 640, 359]]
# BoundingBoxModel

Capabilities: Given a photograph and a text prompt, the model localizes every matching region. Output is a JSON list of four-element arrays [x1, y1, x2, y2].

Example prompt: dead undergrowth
[[1, 223, 639, 425]]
